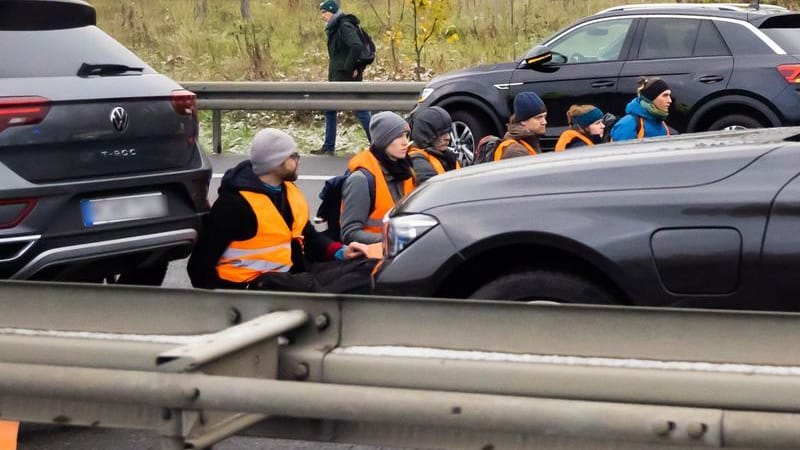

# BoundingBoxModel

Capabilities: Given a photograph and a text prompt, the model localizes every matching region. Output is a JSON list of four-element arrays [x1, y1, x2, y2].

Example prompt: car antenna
[[749, 0, 760, 10]]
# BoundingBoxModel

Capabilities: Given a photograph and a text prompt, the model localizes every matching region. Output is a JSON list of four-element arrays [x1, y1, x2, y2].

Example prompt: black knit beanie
[[640, 79, 670, 102]]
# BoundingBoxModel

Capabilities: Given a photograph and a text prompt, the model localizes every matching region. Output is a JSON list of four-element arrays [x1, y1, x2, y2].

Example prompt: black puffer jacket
[[325, 13, 364, 81]]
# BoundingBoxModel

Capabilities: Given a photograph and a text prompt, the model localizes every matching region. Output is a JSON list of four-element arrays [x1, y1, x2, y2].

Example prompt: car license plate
[[80, 192, 168, 227]]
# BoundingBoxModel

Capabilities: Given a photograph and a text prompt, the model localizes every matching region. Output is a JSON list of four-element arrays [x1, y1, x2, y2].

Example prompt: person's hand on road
[[343, 242, 369, 259]]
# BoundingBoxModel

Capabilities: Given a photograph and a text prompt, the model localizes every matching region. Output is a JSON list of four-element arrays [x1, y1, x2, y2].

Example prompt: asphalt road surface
[[19, 153, 402, 450]]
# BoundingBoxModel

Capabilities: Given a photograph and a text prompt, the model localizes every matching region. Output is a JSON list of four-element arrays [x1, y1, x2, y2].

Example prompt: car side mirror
[[518, 45, 553, 69]]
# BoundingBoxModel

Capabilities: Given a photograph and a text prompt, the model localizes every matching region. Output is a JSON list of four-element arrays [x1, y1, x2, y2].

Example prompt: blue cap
[[513, 91, 547, 122]]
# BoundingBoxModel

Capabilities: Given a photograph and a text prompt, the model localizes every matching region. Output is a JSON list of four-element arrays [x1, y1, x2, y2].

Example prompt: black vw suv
[[0, 0, 211, 285], [416, 3, 800, 157]]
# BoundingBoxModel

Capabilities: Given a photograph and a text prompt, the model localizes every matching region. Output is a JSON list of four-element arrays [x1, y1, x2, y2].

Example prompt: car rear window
[[0, 26, 152, 78], [759, 14, 800, 54], [761, 29, 800, 54]]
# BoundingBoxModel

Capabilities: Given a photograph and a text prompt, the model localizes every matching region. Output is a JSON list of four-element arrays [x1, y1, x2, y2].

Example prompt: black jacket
[[187, 161, 341, 289], [325, 13, 364, 81]]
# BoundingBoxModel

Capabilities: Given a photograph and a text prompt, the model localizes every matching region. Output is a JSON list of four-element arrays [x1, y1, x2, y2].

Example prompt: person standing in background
[[312, 0, 372, 155]]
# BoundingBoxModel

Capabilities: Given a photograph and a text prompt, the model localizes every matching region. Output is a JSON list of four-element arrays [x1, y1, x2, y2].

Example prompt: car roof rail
[[596, 3, 789, 15]]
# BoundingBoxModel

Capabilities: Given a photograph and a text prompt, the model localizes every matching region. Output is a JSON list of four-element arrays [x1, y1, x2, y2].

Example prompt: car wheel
[[469, 269, 619, 304], [106, 261, 168, 286], [449, 110, 494, 166], [707, 114, 764, 131]]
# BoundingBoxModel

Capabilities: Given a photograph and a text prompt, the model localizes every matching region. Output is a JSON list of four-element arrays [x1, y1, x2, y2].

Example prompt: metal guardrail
[[180, 81, 426, 154], [3, 280, 800, 449]]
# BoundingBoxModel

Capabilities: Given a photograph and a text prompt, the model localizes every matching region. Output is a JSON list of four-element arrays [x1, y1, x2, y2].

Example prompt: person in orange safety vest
[[187, 128, 373, 293], [494, 91, 547, 160], [554, 104, 606, 151], [341, 111, 416, 244], [408, 106, 460, 185]]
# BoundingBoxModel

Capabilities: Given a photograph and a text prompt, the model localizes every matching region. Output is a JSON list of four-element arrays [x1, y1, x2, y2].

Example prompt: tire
[[707, 114, 764, 131], [469, 269, 619, 304], [449, 110, 494, 166], [107, 261, 169, 286]]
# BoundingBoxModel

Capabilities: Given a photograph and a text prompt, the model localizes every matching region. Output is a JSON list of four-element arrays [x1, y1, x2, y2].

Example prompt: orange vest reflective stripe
[[493, 139, 536, 161], [216, 183, 308, 283], [555, 129, 594, 151], [348, 149, 415, 233], [408, 148, 461, 174]]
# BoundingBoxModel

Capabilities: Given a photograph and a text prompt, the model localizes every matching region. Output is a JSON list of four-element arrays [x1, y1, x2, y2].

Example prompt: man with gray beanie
[[188, 128, 372, 292], [313, 0, 372, 155], [340, 111, 416, 244]]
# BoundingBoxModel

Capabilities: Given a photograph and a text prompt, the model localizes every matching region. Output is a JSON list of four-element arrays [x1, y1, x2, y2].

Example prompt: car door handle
[[698, 75, 725, 84], [591, 80, 616, 88]]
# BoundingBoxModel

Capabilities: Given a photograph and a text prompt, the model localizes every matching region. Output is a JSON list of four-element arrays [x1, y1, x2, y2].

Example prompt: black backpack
[[316, 168, 375, 241], [601, 112, 619, 143], [342, 15, 376, 68], [472, 135, 502, 164]]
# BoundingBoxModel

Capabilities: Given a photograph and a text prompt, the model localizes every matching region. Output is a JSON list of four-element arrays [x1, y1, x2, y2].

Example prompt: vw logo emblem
[[110, 107, 128, 132]]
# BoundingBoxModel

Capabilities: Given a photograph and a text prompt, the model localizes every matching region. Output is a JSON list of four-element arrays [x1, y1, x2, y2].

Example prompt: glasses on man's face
[[288, 152, 300, 161]]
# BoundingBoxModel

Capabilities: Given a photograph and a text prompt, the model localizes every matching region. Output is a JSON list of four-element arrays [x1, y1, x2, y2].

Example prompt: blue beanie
[[572, 106, 604, 128], [319, 0, 339, 13], [513, 91, 547, 122]]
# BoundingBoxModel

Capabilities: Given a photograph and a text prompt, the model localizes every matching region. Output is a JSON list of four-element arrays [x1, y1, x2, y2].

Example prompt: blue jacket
[[610, 97, 669, 142]]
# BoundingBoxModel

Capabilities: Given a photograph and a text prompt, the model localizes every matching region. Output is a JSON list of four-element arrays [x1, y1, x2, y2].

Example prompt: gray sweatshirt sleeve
[[340, 170, 382, 245], [411, 154, 437, 185]]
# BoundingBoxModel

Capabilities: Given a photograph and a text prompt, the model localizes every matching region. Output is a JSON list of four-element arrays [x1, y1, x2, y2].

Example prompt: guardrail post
[[212, 110, 222, 154]]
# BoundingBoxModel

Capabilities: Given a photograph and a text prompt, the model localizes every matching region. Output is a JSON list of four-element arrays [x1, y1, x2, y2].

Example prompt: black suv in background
[[374, 126, 800, 312], [0, 0, 211, 285], [415, 3, 800, 157]]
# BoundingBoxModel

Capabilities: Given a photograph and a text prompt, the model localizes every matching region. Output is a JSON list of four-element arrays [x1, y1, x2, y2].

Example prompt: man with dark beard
[[188, 128, 373, 292]]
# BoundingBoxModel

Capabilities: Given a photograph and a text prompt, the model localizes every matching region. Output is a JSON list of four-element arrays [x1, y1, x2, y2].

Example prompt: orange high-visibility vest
[[347, 149, 415, 233], [493, 139, 536, 161], [635, 117, 671, 139], [217, 183, 308, 283], [555, 129, 595, 151], [408, 148, 461, 174], [0, 420, 18, 450]]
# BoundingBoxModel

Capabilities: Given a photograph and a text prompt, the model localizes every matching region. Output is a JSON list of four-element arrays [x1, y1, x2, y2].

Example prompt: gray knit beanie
[[369, 111, 409, 151], [250, 128, 297, 175]]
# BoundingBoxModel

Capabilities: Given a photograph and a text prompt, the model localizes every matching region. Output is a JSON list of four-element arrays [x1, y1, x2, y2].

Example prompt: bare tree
[[368, 0, 408, 75], [241, 0, 251, 21], [195, 0, 208, 19]]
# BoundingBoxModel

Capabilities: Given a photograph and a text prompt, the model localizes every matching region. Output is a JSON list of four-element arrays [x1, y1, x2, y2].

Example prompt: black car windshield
[[0, 26, 152, 78], [762, 29, 800, 54]]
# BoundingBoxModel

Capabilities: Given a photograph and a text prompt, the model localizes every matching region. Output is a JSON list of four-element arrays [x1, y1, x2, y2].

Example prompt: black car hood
[[400, 127, 800, 213], [427, 62, 518, 86]]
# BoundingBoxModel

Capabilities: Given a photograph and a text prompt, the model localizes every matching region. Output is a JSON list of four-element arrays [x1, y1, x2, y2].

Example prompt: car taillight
[[778, 64, 800, 84], [0, 198, 36, 229], [0, 96, 51, 134], [171, 89, 197, 117]]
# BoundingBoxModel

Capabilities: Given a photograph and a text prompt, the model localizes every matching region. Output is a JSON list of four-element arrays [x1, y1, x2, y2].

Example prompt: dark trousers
[[248, 258, 378, 294], [323, 110, 372, 150]]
